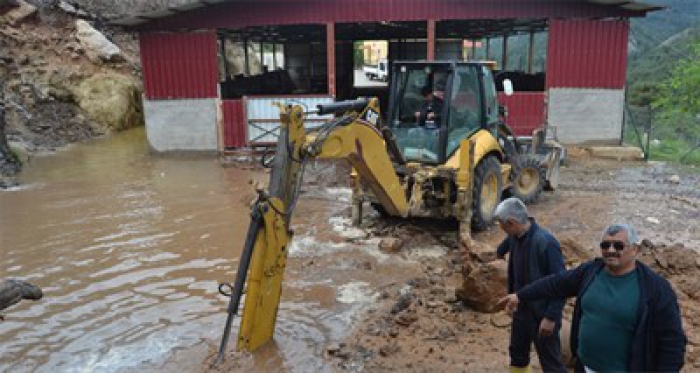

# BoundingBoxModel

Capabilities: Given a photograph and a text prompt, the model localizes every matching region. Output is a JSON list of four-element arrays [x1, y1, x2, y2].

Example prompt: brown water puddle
[[1, 128, 266, 370], [0, 129, 427, 372]]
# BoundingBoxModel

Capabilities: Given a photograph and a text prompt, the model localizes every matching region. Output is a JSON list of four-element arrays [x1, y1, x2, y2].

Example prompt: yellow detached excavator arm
[[215, 98, 408, 361]]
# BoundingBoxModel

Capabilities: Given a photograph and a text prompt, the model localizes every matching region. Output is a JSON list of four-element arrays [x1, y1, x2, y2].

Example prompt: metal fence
[[623, 103, 700, 163], [622, 104, 652, 160], [246, 96, 334, 145]]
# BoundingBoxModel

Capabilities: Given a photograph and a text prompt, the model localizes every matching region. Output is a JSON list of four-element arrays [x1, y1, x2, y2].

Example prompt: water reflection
[[0, 128, 416, 372], [0, 128, 260, 371]]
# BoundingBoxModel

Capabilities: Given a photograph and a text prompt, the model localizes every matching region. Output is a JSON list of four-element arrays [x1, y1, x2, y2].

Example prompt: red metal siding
[[140, 0, 641, 31], [546, 19, 629, 89], [222, 99, 247, 148], [140, 31, 219, 99], [498, 92, 547, 136]]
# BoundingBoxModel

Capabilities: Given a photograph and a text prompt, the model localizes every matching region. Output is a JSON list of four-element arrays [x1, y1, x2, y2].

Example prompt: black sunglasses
[[600, 240, 626, 251]]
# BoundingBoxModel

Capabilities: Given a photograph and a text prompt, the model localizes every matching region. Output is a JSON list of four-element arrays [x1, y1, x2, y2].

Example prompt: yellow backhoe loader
[[215, 61, 563, 362]]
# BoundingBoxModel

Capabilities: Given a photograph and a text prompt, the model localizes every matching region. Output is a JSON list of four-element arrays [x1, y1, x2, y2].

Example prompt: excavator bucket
[[236, 105, 306, 351], [214, 105, 306, 359], [236, 197, 291, 351]]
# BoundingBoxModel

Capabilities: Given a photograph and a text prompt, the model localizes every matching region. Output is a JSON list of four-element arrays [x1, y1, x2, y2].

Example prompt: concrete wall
[[144, 98, 218, 152], [547, 88, 625, 144]]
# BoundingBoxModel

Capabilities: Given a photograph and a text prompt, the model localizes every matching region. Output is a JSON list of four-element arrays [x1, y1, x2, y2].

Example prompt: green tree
[[654, 40, 700, 116], [650, 40, 700, 162]]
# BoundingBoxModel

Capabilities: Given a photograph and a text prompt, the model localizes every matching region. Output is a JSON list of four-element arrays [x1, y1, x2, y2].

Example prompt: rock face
[[0, 82, 21, 185], [0, 0, 37, 26], [75, 20, 121, 63], [72, 73, 143, 131], [457, 259, 507, 312]]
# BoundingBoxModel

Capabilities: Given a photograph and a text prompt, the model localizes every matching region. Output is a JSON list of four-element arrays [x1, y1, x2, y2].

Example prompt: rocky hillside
[[0, 0, 145, 187]]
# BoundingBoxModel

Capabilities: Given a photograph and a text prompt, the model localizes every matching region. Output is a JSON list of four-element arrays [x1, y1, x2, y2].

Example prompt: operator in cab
[[415, 80, 445, 128]]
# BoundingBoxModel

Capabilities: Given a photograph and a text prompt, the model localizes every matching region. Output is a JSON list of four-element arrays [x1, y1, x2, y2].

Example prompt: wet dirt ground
[[204, 151, 700, 372], [2, 132, 699, 372]]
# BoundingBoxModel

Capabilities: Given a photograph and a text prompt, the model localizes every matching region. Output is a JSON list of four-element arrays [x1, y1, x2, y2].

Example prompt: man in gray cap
[[494, 197, 567, 373]]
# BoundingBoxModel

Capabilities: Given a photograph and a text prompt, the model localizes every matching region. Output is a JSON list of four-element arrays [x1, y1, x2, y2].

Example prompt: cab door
[[444, 65, 483, 157]]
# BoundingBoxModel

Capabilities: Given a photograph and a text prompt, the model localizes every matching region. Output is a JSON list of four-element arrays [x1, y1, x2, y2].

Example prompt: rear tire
[[509, 155, 546, 203], [472, 156, 503, 231]]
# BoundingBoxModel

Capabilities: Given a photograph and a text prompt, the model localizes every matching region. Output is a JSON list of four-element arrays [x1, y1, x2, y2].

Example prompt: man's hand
[[498, 293, 519, 312], [538, 318, 556, 338]]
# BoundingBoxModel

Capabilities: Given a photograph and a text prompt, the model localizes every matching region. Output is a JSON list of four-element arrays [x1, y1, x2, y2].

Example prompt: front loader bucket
[[543, 145, 564, 191]]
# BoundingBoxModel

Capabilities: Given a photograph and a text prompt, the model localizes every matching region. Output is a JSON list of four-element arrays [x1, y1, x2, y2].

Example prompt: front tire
[[509, 155, 546, 203], [472, 155, 503, 231]]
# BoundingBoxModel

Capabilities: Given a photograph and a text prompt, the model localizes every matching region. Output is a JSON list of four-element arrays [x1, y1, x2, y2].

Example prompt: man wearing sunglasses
[[499, 224, 686, 372], [493, 198, 567, 373]]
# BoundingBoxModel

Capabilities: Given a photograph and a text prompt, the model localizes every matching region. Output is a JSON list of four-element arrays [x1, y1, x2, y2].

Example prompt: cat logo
[[363, 108, 379, 126]]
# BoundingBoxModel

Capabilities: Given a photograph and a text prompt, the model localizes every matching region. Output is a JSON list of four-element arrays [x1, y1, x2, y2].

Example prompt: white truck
[[363, 59, 389, 82]]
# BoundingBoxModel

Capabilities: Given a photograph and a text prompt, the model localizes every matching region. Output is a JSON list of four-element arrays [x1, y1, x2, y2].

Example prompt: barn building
[[114, 0, 661, 152]]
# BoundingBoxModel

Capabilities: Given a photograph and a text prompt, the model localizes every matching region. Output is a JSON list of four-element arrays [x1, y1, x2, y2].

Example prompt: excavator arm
[[216, 98, 409, 361]]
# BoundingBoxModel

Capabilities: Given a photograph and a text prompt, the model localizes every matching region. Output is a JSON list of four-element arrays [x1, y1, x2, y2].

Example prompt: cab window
[[446, 66, 482, 156], [482, 66, 499, 125]]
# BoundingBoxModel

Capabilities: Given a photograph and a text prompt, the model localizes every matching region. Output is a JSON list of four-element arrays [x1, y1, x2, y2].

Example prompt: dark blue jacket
[[496, 219, 566, 322], [518, 259, 687, 372]]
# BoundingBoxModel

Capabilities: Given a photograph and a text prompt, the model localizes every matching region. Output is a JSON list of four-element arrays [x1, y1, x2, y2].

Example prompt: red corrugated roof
[[113, 0, 661, 29]]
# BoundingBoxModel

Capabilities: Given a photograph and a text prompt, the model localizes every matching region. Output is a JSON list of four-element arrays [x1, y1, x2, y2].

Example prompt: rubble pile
[[0, 0, 143, 186]]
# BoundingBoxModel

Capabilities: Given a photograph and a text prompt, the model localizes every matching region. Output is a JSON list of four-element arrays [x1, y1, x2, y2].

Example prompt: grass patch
[[648, 138, 700, 165]]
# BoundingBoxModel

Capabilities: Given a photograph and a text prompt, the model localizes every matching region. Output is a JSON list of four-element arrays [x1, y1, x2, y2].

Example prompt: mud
[[206, 151, 700, 372], [5, 136, 698, 371]]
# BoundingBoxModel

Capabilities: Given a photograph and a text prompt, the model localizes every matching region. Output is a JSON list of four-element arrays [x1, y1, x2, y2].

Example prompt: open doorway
[[354, 40, 389, 88]]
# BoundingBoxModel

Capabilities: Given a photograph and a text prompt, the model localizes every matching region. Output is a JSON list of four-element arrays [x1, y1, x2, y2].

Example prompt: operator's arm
[[541, 240, 566, 321], [496, 238, 510, 259], [518, 260, 595, 301]]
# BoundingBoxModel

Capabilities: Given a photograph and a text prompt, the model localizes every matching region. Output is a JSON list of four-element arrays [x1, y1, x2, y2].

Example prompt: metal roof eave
[[109, 0, 663, 28], [586, 0, 664, 12]]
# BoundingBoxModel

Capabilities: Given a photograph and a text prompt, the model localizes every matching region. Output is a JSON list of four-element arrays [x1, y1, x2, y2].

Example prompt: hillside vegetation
[[626, 0, 700, 163]]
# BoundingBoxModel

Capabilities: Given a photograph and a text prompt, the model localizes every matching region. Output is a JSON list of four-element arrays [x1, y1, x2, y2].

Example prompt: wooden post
[[309, 43, 314, 90], [259, 41, 264, 71], [326, 22, 336, 98], [427, 19, 436, 61], [272, 43, 277, 70], [528, 31, 535, 73], [244, 38, 250, 76], [502, 34, 508, 71], [485, 38, 490, 60], [220, 36, 229, 79]]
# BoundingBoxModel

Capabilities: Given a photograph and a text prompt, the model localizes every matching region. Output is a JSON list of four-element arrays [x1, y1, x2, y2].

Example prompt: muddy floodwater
[[4, 129, 700, 372], [0, 128, 420, 372]]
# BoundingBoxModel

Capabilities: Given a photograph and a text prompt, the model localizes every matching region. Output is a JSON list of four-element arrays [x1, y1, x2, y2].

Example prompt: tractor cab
[[388, 61, 501, 164]]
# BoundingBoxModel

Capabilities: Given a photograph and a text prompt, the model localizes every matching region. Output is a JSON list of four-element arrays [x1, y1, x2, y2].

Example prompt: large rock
[[456, 259, 508, 312], [1, 279, 43, 312], [0, 0, 37, 26], [72, 73, 143, 131], [75, 20, 121, 63]]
